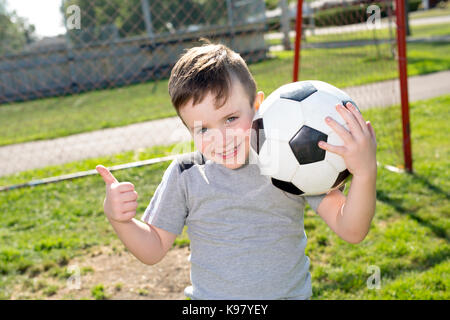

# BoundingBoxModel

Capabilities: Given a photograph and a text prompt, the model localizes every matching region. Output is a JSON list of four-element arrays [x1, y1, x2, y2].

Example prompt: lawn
[[0, 36, 449, 146], [409, 6, 450, 19], [0, 94, 448, 299], [266, 22, 450, 46]]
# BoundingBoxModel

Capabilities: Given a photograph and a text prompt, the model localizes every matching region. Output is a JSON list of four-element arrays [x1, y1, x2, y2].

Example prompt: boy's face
[[179, 80, 264, 170]]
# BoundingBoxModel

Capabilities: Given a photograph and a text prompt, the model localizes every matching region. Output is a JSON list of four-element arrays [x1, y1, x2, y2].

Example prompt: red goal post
[[292, 0, 413, 173]]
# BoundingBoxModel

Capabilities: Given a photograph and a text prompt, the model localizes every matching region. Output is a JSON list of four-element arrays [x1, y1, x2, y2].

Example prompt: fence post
[[140, 0, 154, 39], [404, 0, 411, 36], [64, 13, 78, 94], [395, 0, 413, 173], [226, 0, 234, 27], [280, 0, 292, 50], [226, 0, 236, 48]]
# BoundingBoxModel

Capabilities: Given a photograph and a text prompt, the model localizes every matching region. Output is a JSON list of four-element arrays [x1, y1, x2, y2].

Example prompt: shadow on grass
[[376, 189, 448, 240], [313, 244, 450, 295], [411, 173, 450, 200], [407, 56, 450, 74]]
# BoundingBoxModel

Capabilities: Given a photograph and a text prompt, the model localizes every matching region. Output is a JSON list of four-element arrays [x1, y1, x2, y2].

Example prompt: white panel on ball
[[308, 80, 353, 103], [270, 139, 303, 182], [261, 99, 305, 142], [257, 85, 284, 115], [324, 131, 347, 172], [300, 91, 346, 135], [257, 138, 282, 177], [291, 160, 339, 195]]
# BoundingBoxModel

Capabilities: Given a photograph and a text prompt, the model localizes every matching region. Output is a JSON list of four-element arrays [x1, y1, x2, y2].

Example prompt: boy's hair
[[168, 40, 257, 117]]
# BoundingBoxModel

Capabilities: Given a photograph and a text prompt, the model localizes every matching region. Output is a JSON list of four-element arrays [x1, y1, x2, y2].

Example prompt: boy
[[96, 42, 377, 300]]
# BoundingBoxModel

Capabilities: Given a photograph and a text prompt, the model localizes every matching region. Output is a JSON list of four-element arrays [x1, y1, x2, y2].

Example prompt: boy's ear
[[254, 91, 264, 111]]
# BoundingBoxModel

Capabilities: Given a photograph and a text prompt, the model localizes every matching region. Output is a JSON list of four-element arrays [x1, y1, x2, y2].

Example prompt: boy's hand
[[96, 165, 138, 223], [318, 102, 377, 179]]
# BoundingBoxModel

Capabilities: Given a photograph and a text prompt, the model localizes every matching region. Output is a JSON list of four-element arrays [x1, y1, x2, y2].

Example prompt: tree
[[0, 0, 36, 55], [61, 0, 229, 44]]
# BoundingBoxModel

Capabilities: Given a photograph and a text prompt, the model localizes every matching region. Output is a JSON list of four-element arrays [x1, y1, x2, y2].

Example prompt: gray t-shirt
[[141, 151, 325, 300]]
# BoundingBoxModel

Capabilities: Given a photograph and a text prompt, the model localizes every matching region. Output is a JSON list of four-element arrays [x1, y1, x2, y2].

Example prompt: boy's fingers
[[121, 211, 136, 221], [96, 165, 118, 185], [318, 141, 345, 156], [367, 121, 377, 142], [120, 190, 138, 202], [122, 201, 138, 213], [345, 102, 369, 134], [325, 116, 352, 144], [336, 103, 363, 137], [117, 182, 135, 193]]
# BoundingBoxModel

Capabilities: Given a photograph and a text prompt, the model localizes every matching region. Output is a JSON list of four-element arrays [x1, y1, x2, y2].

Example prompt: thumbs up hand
[[96, 165, 138, 223]]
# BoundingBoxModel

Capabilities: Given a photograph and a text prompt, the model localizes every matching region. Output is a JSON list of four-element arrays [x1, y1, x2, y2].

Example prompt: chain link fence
[[0, 0, 410, 186]]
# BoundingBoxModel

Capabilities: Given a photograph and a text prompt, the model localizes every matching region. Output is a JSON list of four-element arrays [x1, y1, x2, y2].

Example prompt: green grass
[[0, 94, 449, 299], [256, 42, 449, 91], [91, 284, 109, 300], [0, 37, 449, 146], [267, 22, 450, 46], [409, 6, 450, 19], [311, 22, 450, 43], [0, 142, 192, 299]]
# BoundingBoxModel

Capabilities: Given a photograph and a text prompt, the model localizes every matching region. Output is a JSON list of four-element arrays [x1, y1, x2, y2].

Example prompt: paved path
[[1, 70, 449, 177]]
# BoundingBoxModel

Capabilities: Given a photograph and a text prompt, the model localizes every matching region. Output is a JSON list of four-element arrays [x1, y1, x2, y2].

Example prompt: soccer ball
[[250, 80, 358, 196]]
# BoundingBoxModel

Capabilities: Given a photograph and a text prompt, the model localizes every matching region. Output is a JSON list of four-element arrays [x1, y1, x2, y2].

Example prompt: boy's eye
[[226, 116, 238, 124], [199, 127, 208, 134]]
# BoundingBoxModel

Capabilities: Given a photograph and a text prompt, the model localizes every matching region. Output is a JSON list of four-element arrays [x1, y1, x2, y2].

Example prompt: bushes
[[312, 0, 424, 28], [268, 0, 423, 30]]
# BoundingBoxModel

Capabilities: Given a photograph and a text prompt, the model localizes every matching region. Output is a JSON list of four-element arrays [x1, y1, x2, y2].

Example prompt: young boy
[[96, 42, 377, 300]]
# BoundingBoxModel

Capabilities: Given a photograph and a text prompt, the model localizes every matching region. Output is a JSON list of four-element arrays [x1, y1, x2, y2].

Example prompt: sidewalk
[[1, 71, 449, 177]]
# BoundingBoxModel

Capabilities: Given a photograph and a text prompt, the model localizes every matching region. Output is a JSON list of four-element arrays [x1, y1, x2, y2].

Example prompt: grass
[[266, 22, 450, 46], [91, 284, 109, 300], [0, 142, 192, 299], [409, 6, 450, 19], [309, 22, 450, 43], [0, 31, 449, 146], [0, 94, 449, 299]]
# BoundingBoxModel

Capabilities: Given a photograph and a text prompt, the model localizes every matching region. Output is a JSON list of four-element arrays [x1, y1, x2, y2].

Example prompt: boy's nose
[[210, 128, 234, 149]]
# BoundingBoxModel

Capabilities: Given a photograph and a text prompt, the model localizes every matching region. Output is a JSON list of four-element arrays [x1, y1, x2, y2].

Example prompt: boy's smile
[[179, 79, 263, 169]]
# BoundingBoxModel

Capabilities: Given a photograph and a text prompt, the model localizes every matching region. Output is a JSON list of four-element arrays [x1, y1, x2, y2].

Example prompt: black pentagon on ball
[[251, 117, 265, 155], [331, 169, 351, 189], [289, 125, 328, 165], [271, 178, 304, 195], [280, 81, 317, 102]]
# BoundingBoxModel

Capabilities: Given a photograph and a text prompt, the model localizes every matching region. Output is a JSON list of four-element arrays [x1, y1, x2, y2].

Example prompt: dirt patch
[[14, 244, 192, 300]]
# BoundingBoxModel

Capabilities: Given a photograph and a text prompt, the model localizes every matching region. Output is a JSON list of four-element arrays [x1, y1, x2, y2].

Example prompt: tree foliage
[[61, 0, 230, 44], [0, 0, 36, 55]]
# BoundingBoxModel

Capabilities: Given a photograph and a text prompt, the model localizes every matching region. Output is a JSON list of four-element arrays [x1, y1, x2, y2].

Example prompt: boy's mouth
[[217, 143, 241, 159]]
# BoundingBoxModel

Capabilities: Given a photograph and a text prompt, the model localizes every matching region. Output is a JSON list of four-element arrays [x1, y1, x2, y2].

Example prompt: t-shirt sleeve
[[304, 194, 326, 213], [141, 159, 187, 235], [304, 183, 346, 213]]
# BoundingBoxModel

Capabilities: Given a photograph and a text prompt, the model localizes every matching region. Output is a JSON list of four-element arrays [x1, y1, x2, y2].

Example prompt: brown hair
[[168, 40, 257, 117]]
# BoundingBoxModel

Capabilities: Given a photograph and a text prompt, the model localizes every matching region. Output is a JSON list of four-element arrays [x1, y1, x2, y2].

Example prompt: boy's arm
[[316, 102, 377, 244], [315, 173, 376, 244], [108, 218, 176, 265], [96, 165, 176, 265]]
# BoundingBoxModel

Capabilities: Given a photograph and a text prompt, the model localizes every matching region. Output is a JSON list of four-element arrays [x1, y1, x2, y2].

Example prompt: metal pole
[[404, 0, 411, 36], [280, 0, 291, 50], [140, 0, 154, 39], [226, 0, 236, 48], [226, 0, 234, 27], [293, 0, 303, 82], [395, 0, 413, 173]]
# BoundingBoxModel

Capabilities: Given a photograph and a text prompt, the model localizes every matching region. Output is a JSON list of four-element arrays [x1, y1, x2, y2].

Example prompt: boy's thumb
[[96, 165, 118, 185]]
